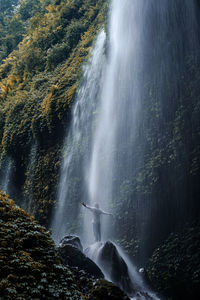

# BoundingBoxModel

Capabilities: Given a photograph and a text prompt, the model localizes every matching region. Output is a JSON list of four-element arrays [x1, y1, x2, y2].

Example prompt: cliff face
[[111, 1, 200, 263], [0, 0, 200, 271], [0, 0, 108, 225], [113, 52, 200, 262]]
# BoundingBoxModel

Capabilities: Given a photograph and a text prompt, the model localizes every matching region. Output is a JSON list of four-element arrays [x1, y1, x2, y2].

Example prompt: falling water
[[82, 0, 146, 244], [0, 158, 13, 194], [85, 241, 160, 299], [52, 0, 198, 297], [51, 31, 106, 243], [82, 0, 199, 253], [23, 144, 38, 213]]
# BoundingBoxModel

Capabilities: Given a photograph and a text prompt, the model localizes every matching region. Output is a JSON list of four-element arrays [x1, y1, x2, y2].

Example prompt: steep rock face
[[0, 0, 108, 226], [147, 224, 200, 299], [0, 0, 200, 274], [0, 191, 81, 299]]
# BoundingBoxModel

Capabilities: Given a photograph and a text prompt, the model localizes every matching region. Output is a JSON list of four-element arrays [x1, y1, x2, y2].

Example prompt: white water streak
[[51, 31, 106, 243], [0, 158, 12, 194]]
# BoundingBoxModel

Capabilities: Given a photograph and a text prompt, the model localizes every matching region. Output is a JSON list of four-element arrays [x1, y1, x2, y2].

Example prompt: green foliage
[[46, 42, 70, 68], [0, 0, 49, 63], [0, 191, 81, 299], [0, 0, 18, 16], [0, 0, 107, 225], [89, 279, 129, 300], [147, 224, 200, 299], [18, 0, 41, 21]]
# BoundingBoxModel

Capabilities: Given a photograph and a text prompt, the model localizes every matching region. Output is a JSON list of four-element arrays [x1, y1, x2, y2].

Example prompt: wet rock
[[89, 279, 130, 300], [58, 242, 104, 279], [59, 235, 83, 251], [86, 241, 135, 296]]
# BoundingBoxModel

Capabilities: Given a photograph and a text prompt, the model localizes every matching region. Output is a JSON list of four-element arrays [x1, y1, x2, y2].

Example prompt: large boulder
[[99, 241, 134, 295], [85, 241, 135, 296], [59, 235, 83, 251], [58, 236, 104, 279]]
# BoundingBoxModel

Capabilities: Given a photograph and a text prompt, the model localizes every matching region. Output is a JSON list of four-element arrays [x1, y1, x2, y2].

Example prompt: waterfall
[[82, 0, 146, 244], [0, 158, 13, 194], [23, 144, 38, 213], [82, 0, 199, 254], [52, 0, 198, 297], [51, 31, 106, 243]]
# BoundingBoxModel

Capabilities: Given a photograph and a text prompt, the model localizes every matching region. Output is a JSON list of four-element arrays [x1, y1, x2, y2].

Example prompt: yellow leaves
[[9, 199, 15, 206], [9, 75, 20, 83], [1, 241, 7, 247], [19, 251, 33, 262], [31, 261, 43, 270], [66, 83, 78, 104], [46, 5, 56, 13], [50, 85, 59, 94], [0, 75, 20, 100], [80, 294, 88, 299], [0, 84, 7, 93], [41, 92, 53, 115], [41, 85, 59, 115]]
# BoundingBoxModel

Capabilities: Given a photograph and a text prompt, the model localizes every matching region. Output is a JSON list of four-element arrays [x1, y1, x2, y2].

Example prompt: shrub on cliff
[[147, 224, 200, 299], [0, 191, 81, 299]]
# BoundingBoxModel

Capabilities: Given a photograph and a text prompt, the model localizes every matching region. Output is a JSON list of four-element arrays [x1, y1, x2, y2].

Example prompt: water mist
[[51, 31, 106, 243], [52, 0, 199, 298]]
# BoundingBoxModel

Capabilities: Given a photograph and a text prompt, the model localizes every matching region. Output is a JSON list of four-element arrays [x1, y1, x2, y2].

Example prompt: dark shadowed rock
[[58, 242, 104, 279], [89, 279, 130, 300], [85, 241, 135, 296], [59, 235, 83, 251], [98, 241, 134, 295]]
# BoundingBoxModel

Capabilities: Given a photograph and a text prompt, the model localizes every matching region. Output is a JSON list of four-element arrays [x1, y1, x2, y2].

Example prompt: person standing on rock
[[81, 202, 112, 242]]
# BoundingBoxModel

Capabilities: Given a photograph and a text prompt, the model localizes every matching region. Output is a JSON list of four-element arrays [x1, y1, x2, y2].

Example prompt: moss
[[147, 224, 200, 299], [0, 0, 107, 224], [89, 279, 129, 300], [23, 144, 61, 226], [0, 191, 81, 299]]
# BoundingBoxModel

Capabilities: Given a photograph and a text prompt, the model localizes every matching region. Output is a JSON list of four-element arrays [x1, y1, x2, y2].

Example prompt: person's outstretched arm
[[101, 210, 113, 216], [81, 202, 94, 211]]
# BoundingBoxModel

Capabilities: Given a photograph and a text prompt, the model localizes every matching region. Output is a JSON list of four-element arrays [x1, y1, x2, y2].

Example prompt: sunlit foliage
[[0, 0, 108, 225]]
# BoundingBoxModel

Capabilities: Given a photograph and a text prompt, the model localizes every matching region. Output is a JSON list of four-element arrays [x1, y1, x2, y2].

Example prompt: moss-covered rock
[[0, 190, 81, 299], [147, 224, 200, 299], [89, 279, 130, 300]]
